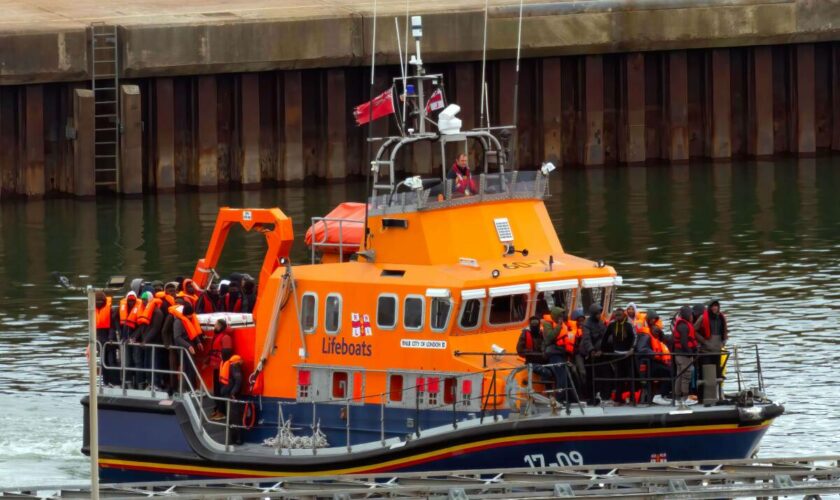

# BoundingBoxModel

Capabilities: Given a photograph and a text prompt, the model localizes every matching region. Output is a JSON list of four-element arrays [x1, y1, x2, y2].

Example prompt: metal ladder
[[90, 24, 120, 191]]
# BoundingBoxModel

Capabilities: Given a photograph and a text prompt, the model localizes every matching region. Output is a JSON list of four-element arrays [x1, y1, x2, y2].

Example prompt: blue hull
[[83, 396, 780, 484]]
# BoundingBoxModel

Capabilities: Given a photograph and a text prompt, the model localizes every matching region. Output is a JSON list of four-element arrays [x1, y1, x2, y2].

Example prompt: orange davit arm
[[192, 208, 294, 290]]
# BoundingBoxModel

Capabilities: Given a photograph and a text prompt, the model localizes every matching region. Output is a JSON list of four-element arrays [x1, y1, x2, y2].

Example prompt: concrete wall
[[1, 42, 838, 198]]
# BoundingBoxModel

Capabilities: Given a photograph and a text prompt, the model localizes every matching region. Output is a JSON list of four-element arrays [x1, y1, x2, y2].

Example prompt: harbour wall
[[1, 0, 840, 198]]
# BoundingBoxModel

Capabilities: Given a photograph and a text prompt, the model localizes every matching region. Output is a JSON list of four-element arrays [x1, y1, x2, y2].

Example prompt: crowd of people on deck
[[516, 299, 729, 406], [93, 273, 253, 443]]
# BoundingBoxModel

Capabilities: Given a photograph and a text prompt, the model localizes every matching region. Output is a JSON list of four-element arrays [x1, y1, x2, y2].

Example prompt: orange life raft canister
[[304, 202, 365, 254]]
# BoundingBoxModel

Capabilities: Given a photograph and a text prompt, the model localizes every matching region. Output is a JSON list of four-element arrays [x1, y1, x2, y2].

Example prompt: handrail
[[99, 341, 247, 450], [309, 215, 364, 264], [98, 340, 767, 452]]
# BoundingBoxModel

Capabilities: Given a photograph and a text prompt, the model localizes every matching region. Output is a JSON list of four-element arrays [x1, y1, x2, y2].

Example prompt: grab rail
[[97, 340, 766, 453], [99, 341, 246, 451]]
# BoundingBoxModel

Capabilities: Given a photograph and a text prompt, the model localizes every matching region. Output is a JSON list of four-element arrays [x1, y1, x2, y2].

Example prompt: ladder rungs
[[93, 74, 117, 78], [95, 141, 118, 145], [95, 100, 117, 105], [95, 127, 118, 132], [94, 114, 117, 118], [95, 155, 117, 158], [93, 87, 116, 91], [95, 168, 118, 172]]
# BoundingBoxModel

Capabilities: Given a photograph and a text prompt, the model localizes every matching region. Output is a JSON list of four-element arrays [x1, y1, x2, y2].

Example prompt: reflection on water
[[0, 158, 838, 485]]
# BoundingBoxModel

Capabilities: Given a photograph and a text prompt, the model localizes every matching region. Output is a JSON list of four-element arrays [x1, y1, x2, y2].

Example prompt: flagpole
[[478, 0, 489, 130], [363, 0, 378, 250]]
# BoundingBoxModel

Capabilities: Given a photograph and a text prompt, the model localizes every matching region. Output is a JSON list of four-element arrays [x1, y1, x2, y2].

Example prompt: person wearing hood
[[568, 309, 588, 398], [196, 282, 219, 314], [241, 278, 257, 313], [95, 291, 121, 386], [694, 299, 728, 380], [580, 304, 608, 404], [635, 310, 672, 400], [118, 291, 143, 388], [672, 305, 698, 400], [178, 279, 200, 308], [543, 307, 577, 403], [603, 307, 637, 403], [138, 291, 166, 390], [517, 316, 548, 366], [222, 282, 243, 312]]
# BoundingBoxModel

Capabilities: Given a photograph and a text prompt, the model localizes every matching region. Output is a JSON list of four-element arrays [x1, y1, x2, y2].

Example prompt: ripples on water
[[0, 158, 838, 486]]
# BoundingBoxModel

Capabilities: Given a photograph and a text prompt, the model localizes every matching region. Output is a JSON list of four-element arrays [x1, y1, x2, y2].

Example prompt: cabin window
[[325, 293, 342, 335], [404, 295, 424, 330], [430, 298, 452, 332], [389, 374, 404, 402], [301, 293, 318, 333], [488, 293, 529, 325], [332, 371, 348, 399], [535, 289, 574, 318], [377, 294, 398, 329], [580, 287, 610, 315], [459, 299, 483, 330]]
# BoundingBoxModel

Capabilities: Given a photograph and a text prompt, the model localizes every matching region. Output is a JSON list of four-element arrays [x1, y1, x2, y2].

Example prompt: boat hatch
[[385, 371, 483, 411], [535, 279, 579, 292], [381, 270, 406, 277], [296, 366, 366, 404]]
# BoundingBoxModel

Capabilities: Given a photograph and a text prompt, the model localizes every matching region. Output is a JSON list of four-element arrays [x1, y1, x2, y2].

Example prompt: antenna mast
[[478, 0, 489, 129], [363, 0, 378, 249], [511, 0, 524, 167]]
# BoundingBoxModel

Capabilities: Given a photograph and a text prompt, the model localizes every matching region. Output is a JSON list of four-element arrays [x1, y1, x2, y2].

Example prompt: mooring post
[[86, 286, 100, 500]]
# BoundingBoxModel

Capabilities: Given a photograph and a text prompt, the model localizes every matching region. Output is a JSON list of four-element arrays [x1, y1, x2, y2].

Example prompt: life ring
[[242, 401, 257, 430]]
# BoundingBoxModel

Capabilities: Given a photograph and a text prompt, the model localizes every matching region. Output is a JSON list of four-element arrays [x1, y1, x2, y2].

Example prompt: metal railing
[[368, 170, 547, 215], [98, 341, 248, 451], [96, 340, 767, 454], [308, 216, 363, 264]]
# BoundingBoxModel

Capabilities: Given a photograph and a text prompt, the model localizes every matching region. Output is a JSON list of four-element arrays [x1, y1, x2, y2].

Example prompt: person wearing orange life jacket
[[209, 319, 234, 420], [672, 305, 697, 400], [516, 316, 548, 366], [177, 279, 201, 308], [95, 291, 121, 386], [567, 309, 589, 399], [694, 298, 728, 380], [543, 307, 579, 404], [171, 302, 205, 390], [635, 310, 673, 401], [217, 350, 245, 444], [118, 292, 144, 387], [126, 292, 154, 389], [136, 292, 166, 389]]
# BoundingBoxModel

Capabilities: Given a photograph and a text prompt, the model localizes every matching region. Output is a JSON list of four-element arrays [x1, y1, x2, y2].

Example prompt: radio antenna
[[511, 0, 524, 167], [363, 0, 378, 249], [478, 0, 489, 129]]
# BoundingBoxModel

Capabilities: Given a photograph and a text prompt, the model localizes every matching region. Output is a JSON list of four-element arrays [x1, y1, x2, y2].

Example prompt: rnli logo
[[321, 337, 373, 357]]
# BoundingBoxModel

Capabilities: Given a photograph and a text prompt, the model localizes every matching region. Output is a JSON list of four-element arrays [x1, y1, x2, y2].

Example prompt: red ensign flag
[[425, 88, 445, 113], [354, 88, 395, 126]]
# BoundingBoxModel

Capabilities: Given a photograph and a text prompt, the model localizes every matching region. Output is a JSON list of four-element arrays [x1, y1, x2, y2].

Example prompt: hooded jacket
[[580, 305, 607, 357], [695, 299, 728, 351]]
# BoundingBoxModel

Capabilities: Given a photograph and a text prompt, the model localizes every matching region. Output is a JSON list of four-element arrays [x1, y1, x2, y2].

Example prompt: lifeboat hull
[[82, 396, 782, 484]]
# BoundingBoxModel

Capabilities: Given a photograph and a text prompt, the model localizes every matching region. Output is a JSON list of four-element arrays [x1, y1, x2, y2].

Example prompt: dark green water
[[1, 158, 838, 486]]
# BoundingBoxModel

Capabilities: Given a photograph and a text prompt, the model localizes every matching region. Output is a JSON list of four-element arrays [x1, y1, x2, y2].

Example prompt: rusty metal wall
[[0, 43, 837, 199]]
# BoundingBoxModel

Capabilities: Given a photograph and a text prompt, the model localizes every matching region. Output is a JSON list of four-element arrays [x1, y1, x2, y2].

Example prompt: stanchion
[[86, 286, 100, 500]]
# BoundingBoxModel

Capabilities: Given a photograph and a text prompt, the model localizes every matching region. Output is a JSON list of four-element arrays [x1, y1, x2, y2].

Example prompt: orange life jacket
[[219, 354, 242, 386], [671, 317, 697, 351], [119, 297, 143, 329], [95, 296, 112, 329], [137, 297, 162, 326], [155, 291, 177, 308], [177, 291, 198, 307], [640, 330, 672, 365], [543, 314, 575, 355], [168, 305, 202, 341]]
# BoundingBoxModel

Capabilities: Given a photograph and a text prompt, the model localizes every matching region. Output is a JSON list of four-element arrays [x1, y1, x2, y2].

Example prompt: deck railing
[[95, 340, 765, 453]]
